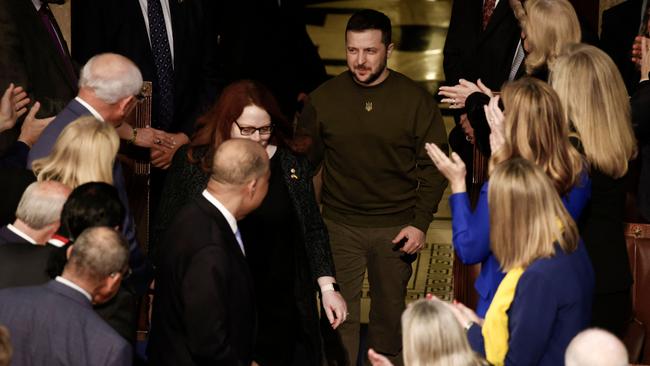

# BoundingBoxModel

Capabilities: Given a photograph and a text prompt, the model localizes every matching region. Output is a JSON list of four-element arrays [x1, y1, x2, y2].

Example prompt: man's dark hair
[[345, 9, 392, 46], [60, 182, 125, 240]]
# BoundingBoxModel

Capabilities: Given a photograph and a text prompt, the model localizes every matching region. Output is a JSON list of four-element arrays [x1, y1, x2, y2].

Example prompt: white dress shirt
[[55, 276, 93, 302], [138, 0, 175, 62], [202, 190, 245, 256], [75, 97, 104, 121], [6, 224, 37, 244]]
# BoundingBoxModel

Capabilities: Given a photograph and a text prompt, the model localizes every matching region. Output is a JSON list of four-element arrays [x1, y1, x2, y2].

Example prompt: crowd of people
[[0, 0, 648, 365]]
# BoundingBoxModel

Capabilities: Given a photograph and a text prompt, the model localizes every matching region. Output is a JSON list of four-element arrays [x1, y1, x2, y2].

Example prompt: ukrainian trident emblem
[[365, 101, 373, 112]]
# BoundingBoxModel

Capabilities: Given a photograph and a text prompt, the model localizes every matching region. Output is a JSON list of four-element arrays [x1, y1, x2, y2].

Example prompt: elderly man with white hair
[[565, 328, 629, 366], [27, 52, 152, 294]]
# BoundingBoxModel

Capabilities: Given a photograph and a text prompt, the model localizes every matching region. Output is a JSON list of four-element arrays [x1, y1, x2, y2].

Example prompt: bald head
[[565, 328, 628, 366], [66, 227, 129, 283], [79, 53, 143, 104], [210, 139, 270, 186], [16, 181, 71, 230]]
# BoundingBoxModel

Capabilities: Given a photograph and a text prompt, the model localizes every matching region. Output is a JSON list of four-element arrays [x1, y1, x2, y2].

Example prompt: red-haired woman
[[153, 80, 347, 366]]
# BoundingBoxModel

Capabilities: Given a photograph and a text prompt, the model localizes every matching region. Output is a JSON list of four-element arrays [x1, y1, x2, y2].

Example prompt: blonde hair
[[402, 299, 485, 366], [489, 158, 579, 271], [490, 77, 584, 195], [550, 43, 637, 178], [32, 116, 119, 188], [511, 0, 581, 74]]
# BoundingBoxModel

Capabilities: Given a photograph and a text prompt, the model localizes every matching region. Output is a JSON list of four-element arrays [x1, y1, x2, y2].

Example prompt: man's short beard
[[352, 56, 388, 86]]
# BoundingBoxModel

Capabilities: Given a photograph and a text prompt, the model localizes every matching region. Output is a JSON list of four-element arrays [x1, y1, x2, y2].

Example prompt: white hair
[[15, 181, 70, 230], [79, 53, 143, 104]]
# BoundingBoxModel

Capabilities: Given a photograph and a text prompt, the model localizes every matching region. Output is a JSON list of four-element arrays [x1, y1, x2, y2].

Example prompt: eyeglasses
[[234, 121, 273, 136]]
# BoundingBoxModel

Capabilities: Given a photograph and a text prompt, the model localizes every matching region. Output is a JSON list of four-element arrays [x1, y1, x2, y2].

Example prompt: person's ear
[[117, 95, 135, 115], [386, 43, 395, 59], [247, 178, 258, 198], [65, 245, 74, 259]]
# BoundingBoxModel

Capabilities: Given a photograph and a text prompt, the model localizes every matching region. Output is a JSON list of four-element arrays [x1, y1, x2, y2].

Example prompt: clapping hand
[[439, 79, 493, 109], [0, 84, 30, 132], [425, 143, 467, 193], [483, 95, 506, 153], [368, 349, 394, 366]]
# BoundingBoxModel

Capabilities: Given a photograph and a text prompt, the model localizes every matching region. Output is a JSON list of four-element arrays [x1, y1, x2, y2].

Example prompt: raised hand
[[438, 79, 481, 109], [425, 142, 467, 193], [483, 95, 506, 153]]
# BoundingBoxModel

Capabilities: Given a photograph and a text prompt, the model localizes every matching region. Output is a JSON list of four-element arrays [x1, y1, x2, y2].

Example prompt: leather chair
[[625, 223, 650, 363]]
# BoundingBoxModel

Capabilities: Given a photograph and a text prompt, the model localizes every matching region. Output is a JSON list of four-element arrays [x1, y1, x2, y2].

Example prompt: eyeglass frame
[[233, 120, 274, 136]]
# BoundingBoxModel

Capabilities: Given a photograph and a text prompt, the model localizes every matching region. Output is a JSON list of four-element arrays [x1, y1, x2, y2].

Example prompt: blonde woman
[[32, 116, 119, 188], [368, 298, 485, 366], [426, 77, 589, 317], [510, 0, 581, 77], [550, 43, 637, 336], [449, 158, 594, 365]]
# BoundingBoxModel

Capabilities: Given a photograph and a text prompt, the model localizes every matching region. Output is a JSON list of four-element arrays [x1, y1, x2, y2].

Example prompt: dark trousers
[[321, 218, 413, 366]]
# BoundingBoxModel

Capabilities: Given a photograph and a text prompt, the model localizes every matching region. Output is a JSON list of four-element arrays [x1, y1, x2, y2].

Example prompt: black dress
[[240, 153, 308, 365], [579, 168, 633, 336]]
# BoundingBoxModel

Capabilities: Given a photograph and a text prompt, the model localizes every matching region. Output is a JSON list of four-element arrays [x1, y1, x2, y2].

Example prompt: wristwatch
[[320, 283, 341, 293]]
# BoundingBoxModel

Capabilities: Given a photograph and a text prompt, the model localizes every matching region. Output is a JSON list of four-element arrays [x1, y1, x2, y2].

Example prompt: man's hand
[[632, 35, 644, 68], [136, 125, 176, 149], [18, 102, 53, 147], [641, 37, 650, 81], [392, 226, 425, 254], [438, 79, 481, 109], [0, 83, 30, 133], [425, 142, 467, 193], [368, 349, 394, 366], [150, 132, 189, 169]]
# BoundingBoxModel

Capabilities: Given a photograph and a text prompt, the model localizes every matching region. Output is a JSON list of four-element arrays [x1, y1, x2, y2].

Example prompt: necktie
[[509, 40, 525, 81], [235, 228, 246, 256], [38, 3, 77, 85], [147, 0, 174, 130], [482, 0, 497, 30]]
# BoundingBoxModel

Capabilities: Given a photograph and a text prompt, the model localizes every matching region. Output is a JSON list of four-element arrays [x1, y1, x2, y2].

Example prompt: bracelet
[[127, 127, 137, 144]]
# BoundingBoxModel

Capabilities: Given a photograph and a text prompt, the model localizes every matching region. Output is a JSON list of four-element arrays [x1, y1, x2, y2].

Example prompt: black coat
[[148, 194, 256, 366], [601, 0, 643, 95]]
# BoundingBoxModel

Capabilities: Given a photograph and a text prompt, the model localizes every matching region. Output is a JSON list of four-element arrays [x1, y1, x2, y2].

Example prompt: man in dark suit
[[148, 139, 270, 366], [0, 180, 70, 245], [0, 0, 77, 152], [71, 0, 222, 169], [0, 227, 132, 365]]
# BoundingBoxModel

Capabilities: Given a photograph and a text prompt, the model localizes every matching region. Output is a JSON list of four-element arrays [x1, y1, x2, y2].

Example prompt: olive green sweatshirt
[[298, 70, 449, 232]]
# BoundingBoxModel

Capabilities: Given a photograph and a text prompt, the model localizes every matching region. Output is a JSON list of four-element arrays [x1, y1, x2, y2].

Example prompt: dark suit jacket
[[632, 79, 650, 221], [0, 242, 59, 289], [26, 99, 151, 295], [601, 0, 643, 94], [148, 194, 256, 366], [0, 225, 28, 244], [71, 0, 221, 134], [0, 280, 132, 365], [442, 0, 521, 91], [0, 0, 77, 152]]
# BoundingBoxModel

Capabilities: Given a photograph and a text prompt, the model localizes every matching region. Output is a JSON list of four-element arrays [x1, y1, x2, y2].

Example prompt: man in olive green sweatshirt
[[298, 9, 449, 366]]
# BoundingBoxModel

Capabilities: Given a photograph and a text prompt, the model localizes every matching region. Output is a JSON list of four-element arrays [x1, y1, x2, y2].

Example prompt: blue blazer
[[450, 175, 591, 316], [0, 280, 132, 365], [467, 243, 595, 365], [26, 99, 149, 291]]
